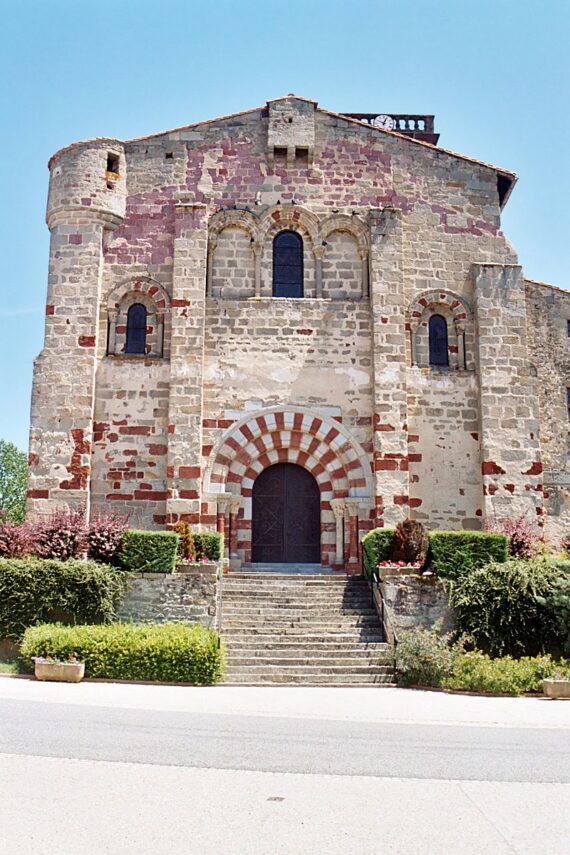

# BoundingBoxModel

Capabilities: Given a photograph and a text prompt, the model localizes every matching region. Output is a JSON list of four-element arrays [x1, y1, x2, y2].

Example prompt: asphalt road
[[1, 697, 568, 783]]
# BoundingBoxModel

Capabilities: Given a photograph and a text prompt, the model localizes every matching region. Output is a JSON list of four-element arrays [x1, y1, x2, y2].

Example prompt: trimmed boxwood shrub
[[21, 622, 225, 685], [450, 557, 565, 657], [118, 530, 179, 573], [0, 558, 129, 640], [192, 531, 223, 562], [430, 531, 508, 580], [362, 529, 394, 578]]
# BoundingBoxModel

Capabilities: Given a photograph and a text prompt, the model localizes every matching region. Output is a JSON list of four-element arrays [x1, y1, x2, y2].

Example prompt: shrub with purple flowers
[[0, 511, 32, 558], [87, 509, 129, 564], [30, 506, 87, 560], [485, 512, 543, 559]]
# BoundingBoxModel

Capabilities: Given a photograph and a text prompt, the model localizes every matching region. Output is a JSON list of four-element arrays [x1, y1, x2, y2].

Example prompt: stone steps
[[227, 641, 389, 652], [221, 572, 394, 687], [224, 673, 396, 686], [227, 655, 392, 667]]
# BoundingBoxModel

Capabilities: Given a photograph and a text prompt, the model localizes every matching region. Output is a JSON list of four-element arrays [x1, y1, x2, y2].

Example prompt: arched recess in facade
[[206, 209, 258, 297], [106, 276, 171, 358], [406, 288, 473, 370], [206, 204, 370, 300], [203, 406, 374, 570], [320, 213, 370, 299], [257, 205, 319, 299]]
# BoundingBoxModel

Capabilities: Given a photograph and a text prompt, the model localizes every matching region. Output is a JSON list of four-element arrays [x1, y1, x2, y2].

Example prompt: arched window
[[125, 303, 147, 355], [273, 231, 303, 297], [428, 314, 449, 366]]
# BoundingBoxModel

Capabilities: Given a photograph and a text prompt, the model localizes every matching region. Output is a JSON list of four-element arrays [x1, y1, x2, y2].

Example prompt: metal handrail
[[367, 566, 398, 649], [216, 559, 224, 648]]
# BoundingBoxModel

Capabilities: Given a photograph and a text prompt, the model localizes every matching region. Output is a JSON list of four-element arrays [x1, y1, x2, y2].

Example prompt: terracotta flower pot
[[34, 661, 85, 683]]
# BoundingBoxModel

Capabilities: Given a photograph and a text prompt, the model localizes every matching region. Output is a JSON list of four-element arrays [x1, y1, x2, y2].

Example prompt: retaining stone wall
[[376, 570, 454, 637], [118, 567, 218, 627]]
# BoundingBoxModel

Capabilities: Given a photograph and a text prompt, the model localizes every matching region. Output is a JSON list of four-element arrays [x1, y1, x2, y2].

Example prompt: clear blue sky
[[1, 0, 568, 452]]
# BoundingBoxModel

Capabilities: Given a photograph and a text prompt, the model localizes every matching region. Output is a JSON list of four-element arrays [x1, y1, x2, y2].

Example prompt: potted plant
[[378, 520, 431, 576], [543, 672, 570, 699], [33, 653, 85, 684]]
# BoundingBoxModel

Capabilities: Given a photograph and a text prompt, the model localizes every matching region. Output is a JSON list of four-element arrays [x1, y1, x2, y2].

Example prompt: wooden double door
[[252, 463, 321, 563]]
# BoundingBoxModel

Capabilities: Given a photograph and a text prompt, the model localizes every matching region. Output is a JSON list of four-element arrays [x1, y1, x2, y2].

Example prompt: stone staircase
[[222, 571, 395, 686]]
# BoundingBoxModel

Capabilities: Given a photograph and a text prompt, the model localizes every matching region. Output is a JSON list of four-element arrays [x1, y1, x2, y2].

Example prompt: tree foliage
[[0, 440, 28, 524]]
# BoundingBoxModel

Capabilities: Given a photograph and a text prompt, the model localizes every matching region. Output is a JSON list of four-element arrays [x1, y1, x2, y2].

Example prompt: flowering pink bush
[[561, 534, 570, 555], [378, 559, 423, 568], [0, 511, 32, 557], [30, 506, 87, 560], [87, 509, 129, 564], [485, 513, 543, 559]]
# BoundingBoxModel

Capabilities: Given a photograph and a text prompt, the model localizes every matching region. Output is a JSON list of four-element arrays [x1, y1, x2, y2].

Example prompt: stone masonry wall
[[118, 569, 217, 628], [526, 280, 570, 545], [29, 96, 560, 548], [211, 226, 255, 298], [375, 570, 454, 638], [321, 231, 361, 300], [407, 370, 482, 529], [90, 360, 170, 526]]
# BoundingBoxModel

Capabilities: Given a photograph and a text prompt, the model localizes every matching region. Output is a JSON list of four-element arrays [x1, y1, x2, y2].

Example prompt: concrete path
[[1, 676, 568, 729], [0, 678, 568, 854]]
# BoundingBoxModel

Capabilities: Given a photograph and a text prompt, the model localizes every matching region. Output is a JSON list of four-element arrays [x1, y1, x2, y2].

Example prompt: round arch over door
[[252, 463, 320, 563]]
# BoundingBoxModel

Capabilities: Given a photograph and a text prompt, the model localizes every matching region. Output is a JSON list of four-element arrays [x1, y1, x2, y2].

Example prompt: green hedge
[[0, 558, 128, 641], [444, 651, 569, 695], [450, 557, 565, 657], [429, 531, 508, 580], [362, 529, 394, 578], [21, 622, 225, 685], [118, 530, 179, 573], [394, 627, 570, 694], [192, 531, 223, 562]]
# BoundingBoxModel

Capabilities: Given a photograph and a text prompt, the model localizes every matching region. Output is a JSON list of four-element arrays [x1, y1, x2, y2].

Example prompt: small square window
[[274, 146, 287, 165], [295, 147, 309, 167], [106, 153, 120, 175]]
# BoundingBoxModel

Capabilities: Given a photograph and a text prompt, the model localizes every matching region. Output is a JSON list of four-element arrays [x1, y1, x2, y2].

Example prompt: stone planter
[[34, 660, 85, 683], [177, 561, 217, 575], [378, 563, 423, 579], [543, 678, 570, 699]]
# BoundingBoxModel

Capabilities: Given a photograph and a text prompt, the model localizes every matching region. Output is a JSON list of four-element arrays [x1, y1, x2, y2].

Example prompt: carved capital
[[330, 498, 347, 519], [215, 492, 235, 514], [344, 497, 364, 516]]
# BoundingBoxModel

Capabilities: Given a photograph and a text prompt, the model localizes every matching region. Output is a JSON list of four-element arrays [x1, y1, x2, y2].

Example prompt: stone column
[[107, 309, 117, 355], [369, 207, 410, 527], [473, 263, 543, 526], [253, 241, 263, 297], [359, 248, 369, 300], [345, 498, 361, 574], [216, 493, 233, 562], [206, 238, 216, 297], [314, 245, 324, 298], [228, 495, 243, 568], [156, 309, 166, 357], [330, 499, 346, 568], [166, 196, 208, 525]]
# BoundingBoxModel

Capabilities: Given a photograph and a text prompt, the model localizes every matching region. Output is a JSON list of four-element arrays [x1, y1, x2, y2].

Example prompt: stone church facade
[[27, 95, 570, 570]]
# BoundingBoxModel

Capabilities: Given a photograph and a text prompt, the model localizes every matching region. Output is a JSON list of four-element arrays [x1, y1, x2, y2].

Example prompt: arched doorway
[[252, 463, 321, 563]]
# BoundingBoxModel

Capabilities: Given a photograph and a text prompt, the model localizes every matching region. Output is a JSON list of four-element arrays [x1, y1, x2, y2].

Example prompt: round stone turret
[[47, 138, 126, 229]]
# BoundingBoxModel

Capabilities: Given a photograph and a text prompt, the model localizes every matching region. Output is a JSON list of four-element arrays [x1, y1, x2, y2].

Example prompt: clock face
[[372, 114, 395, 131]]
